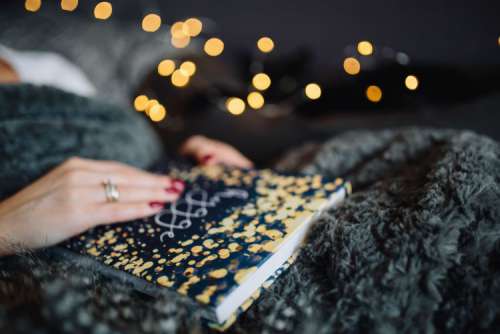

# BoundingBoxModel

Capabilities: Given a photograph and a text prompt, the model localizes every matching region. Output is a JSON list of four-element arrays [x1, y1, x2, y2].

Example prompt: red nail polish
[[201, 154, 214, 164], [165, 187, 181, 194], [150, 202, 165, 208]]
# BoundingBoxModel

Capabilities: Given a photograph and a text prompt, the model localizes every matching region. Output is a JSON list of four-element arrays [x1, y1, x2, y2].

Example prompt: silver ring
[[103, 179, 119, 203]]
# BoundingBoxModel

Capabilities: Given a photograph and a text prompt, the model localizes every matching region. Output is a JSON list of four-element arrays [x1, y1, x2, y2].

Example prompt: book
[[65, 166, 351, 329]]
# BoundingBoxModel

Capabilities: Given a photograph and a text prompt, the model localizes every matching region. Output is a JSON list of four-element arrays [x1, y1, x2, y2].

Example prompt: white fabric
[[0, 44, 96, 97]]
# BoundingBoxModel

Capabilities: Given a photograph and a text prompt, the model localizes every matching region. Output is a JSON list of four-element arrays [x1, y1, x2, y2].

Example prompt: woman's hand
[[0, 157, 184, 256], [180, 135, 254, 168]]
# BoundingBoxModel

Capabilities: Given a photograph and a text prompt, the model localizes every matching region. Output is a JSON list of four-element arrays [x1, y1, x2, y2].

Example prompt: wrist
[[0, 218, 15, 256], [0, 210, 25, 256]]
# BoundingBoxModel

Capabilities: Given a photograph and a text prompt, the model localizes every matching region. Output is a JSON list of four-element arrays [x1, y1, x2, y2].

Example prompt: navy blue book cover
[[66, 166, 350, 321]]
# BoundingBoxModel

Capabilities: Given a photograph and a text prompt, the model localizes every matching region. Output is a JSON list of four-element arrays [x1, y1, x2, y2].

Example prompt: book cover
[[65, 166, 351, 328]]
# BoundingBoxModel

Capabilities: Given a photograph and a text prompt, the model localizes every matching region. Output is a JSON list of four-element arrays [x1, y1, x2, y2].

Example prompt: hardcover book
[[65, 166, 351, 329]]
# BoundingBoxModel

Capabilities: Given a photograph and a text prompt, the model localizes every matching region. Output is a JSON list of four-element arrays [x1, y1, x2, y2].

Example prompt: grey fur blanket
[[0, 88, 499, 333]]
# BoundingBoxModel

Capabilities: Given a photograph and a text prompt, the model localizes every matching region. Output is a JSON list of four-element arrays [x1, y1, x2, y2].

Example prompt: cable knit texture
[[0, 84, 162, 200], [0, 125, 499, 333]]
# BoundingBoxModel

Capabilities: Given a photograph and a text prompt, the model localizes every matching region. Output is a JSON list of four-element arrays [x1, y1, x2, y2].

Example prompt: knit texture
[[0, 84, 162, 200], [0, 126, 499, 333]]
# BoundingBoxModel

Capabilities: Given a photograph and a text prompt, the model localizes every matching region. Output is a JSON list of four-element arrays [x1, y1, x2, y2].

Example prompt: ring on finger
[[102, 179, 120, 203]]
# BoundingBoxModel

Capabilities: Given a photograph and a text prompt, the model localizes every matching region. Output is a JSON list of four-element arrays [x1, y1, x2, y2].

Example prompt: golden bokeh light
[[366, 85, 382, 103], [158, 59, 176, 77], [343, 57, 361, 75], [142, 13, 162, 32], [170, 21, 186, 38], [171, 70, 190, 87], [144, 99, 159, 115], [171, 35, 191, 48], [497, 36, 500, 46], [180, 61, 197, 77], [204, 38, 224, 57], [149, 104, 167, 122], [357, 41, 373, 56], [61, 0, 78, 11], [247, 92, 265, 109], [134, 95, 149, 112], [305, 83, 322, 100], [257, 37, 275, 53], [183, 18, 203, 37], [252, 73, 271, 91], [225, 97, 246, 115], [94, 1, 112, 20], [405, 75, 419, 90], [25, 0, 41, 12]]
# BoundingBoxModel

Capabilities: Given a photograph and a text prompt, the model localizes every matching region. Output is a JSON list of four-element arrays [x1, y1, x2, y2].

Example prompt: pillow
[[0, 8, 189, 107]]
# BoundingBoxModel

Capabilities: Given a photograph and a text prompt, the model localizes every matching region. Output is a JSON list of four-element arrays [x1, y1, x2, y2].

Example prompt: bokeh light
[[305, 83, 322, 100], [343, 57, 361, 75], [134, 95, 149, 112], [180, 61, 196, 77], [357, 41, 373, 56], [252, 73, 271, 91], [158, 59, 176, 77], [226, 97, 246, 115], [144, 99, 159, 115], [61, 0, 78, 11], [366, 85, 383, 103], [142, 14, 162, 32], [94, 1, 112, 20], [204, 38, 224, 57], [405, 75, 419, 90], [170, 21, 185, 38], [183, 18, 203, 37], [171, 35, 191, 48], [257, 37, 275, 53], [25, 0, 41, 12], [247, 92, 265, 109], [149, 104, 167, 122], [171, 70, 190, 87]]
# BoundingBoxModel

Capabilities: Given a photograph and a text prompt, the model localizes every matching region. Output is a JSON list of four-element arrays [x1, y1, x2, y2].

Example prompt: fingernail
[[165, 187, 181, 194], [172, 179, 185, 192], [201, 154, 214, 164], [150, 202, 165, 209]]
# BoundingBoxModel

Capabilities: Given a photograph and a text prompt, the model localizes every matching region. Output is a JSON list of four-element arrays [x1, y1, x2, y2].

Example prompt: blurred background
[[1, 0, 499, 165]]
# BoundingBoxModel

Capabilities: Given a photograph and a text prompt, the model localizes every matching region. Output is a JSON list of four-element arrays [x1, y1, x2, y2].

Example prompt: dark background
[[3, 0, 500, 164], [147, 0, 500, 68], [6, 0, 500, 68]]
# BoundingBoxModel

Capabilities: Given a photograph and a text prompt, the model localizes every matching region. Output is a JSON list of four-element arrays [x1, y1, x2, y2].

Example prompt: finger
[[198, 147, 253, 168], [222, 151, 254, 168], [179, 135, 209, 156], [88, 202, 165, 226], [102, 163, 185, 190], [56, 157, 178, 188], [58, 169, 183, 190], [82, 185, 181, 204]]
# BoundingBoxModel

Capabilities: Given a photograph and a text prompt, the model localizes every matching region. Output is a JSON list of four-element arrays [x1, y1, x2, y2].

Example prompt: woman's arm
[[0, 157, 184, 256]]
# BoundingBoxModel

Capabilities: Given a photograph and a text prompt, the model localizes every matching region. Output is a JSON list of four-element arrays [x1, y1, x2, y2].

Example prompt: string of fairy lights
[[23, 0, 432, 123]]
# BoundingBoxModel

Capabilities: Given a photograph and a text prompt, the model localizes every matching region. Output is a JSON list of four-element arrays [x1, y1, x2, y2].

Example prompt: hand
[[180, 135, 254, 168], [0, 58, 20, 84], [0, 157, 184, 256]]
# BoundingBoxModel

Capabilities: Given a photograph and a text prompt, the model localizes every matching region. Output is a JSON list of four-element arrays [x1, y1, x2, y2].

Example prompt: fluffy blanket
[[0, 87, 499, 333]]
